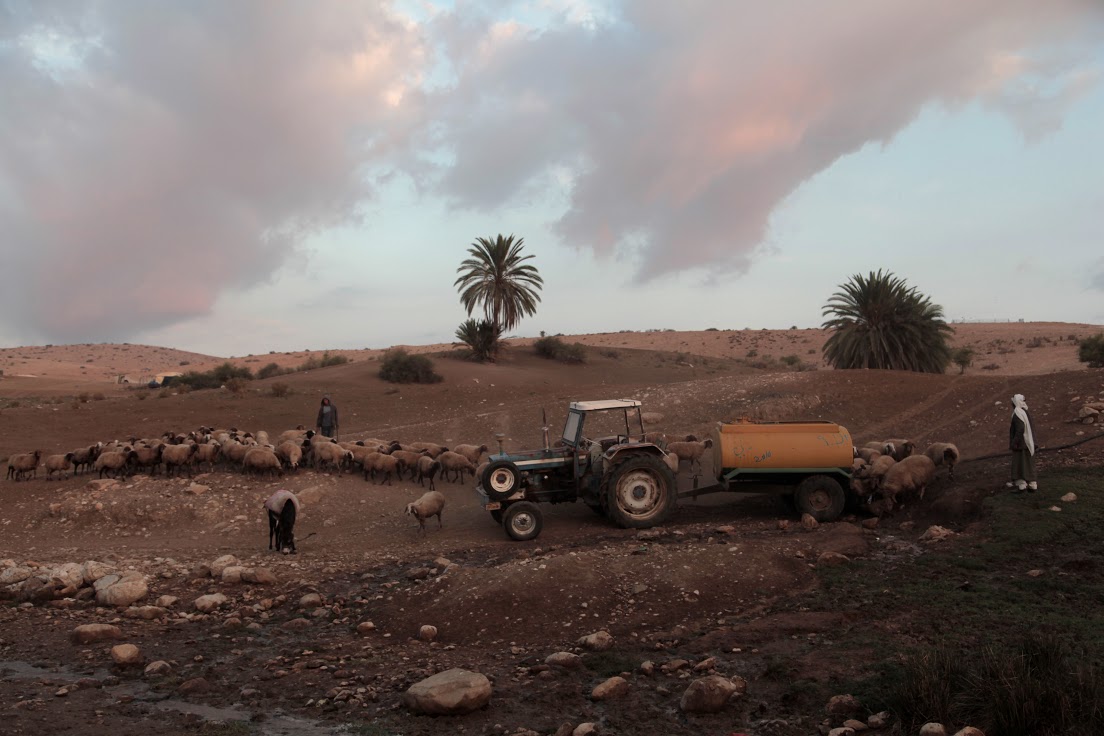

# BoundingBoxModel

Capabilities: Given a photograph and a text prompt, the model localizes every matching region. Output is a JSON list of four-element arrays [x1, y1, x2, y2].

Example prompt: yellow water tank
[[710, 418, 853, 475]]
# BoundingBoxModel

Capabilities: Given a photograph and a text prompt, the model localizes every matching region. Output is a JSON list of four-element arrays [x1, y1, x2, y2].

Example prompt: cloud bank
[[1, 0, 1101, 343]]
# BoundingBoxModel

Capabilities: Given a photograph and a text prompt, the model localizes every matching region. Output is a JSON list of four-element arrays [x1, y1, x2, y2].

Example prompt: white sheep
[[923, 442, 960, 480], [275, 441, 303, 472], [665, 438, 714, 475], [193, 442, 221, 472], [875, 454, 936, 513], [312, 441, 352, 472], [243, 447, 283, 478], [161, 443, 197, 477], [364, 452, 403, 485], [405, 491, 446, 533]]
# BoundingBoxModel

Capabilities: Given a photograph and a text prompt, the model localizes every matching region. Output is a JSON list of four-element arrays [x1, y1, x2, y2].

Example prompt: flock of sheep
[[850, 438, 960, 516]]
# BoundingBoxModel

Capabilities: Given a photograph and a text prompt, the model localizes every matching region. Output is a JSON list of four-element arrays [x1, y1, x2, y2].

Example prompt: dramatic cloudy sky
[[2, 0, 1103, 355]]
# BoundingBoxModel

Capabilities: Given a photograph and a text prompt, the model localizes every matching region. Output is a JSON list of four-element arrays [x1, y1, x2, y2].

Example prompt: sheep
[[882, 438, 915, 462], [643, 432, 667, 445], [360, 438, 400, 452], [409, 442, 448, 459], [6, 450, 42, 481], [43, 452, 75, 480], [365, 453, 403, 485], [161, 443, 197, 477], [131, 444, 165, 475], [70, 443, 102, 475], [924, 442, 960, 480], [416, 456, 441, 491], [665, 438, 714, 475], [193, 442, 221, 472], [277, 426, 311, 444], [437, 451, 477, 484], [451, 444, 489, 465], [264, 489, 299, 553], [275, 441, 303, 472], [220, 439, 250, 467], [392, 449, 429, 479], [850, 455, 897, 497], [94, 450, 136, 479], [856, 446, 883, 463], [243, 447, 283, 478], [875, 454, 937, 513], [255, 430, 270, 446], [312, 441, 352, 473], [405, 490, 446, 533]]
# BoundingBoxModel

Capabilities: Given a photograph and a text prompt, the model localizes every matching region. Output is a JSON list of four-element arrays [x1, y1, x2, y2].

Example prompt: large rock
[[546, 652, 583, 669], [221, 566, 244, 584], [577, 630, 614, 651], [81, 561, 115, 585], [817, 552, 851, 568], [194, 593, 227, 613], [953, 728, 986, 736], [920, 526, 957, 543], [144, 660, 172, 677], [403, 669, 492, 715], [48, 563, 85, 589], [919, 724, 947, 736], [679, 675, 746, 713], [209, 555, 240, 578], [419, 625, 438, 642], [299, 592, 322, 609], [241, 567, 277, 585], [177, 677, 211, 695], [0, 566, 33, 586], [826, 694, 862, 718], [124, 606, 168, 620], [95, 572, 149, 607], [801, 513, 819, 530], [71, 624, 122, 644], [591, 676, 629, 701], [110, 644, 143, 666]]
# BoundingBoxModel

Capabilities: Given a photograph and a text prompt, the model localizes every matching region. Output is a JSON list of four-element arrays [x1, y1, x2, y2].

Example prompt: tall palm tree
[[455, 235, 543, 333], [822, 270, 953, 373]]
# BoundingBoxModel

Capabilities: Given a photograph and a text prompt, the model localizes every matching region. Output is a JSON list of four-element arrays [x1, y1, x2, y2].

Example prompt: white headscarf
[[1012, 394, 1035, 455]]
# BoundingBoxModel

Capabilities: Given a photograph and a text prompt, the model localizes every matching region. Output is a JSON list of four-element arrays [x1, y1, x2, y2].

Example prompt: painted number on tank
[[753, 450, 772, 463]]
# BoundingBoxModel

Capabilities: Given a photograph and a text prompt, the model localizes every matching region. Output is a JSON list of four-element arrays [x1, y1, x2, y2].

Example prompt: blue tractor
[[476, 399, 677, 541]]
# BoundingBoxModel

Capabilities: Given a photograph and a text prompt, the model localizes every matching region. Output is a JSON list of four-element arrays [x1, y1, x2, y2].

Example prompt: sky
[[1, 0, 1103, 356]]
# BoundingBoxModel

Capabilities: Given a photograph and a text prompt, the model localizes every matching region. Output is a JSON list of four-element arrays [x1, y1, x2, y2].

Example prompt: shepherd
[[316, 394, 339, 439], [265, 489, 300, 554], [1007, 393, 1038, 492]]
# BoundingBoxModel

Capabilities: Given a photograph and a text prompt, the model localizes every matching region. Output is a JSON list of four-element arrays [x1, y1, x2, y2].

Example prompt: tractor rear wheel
[[604, 455, 676, 529]]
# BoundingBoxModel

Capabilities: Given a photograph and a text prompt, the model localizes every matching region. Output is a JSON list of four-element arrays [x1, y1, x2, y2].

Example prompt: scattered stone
[[826, 694, 862, 718], [631, 583, 648, 595], [953, 728, 986, 736], [776, 519, 790, 531], [419, 625, 438, 642], [402, 668, 492, 715], [48, 563, 85, 589], [356, 621, 376, 635], [1027, 569, 1044, 577], [861, 517, 879, 530], [1049, 506, 1062, 513], [156, 595, 179, 608], [299, 592, 322, 609], [842, 719, 869, 731], [194, 593, 227, 613], [406, 567, 431, 581], [828, 728, 855, 736], [572, 724, 597, 736], [679, 675, 743, 713], [867, 712, 890, 728], [919, 724, 947, 736], [221, 566, 244, 584], [434, 557, 453, 569], [1061, 493, 1077, 503], [177, 677, 211, 695], [639, 661, 655, 676], [209, 555, 240, 578], [186, 483, 209, 495], [86, 479, 119, 492], [281, 618, 311, 631], [95, 571, 148, 607], [80, 561, 115, 585], [693, 656, 717, 672], [899, 521, 916, 531], [241, 567, 277, 585], [110, 644, 143, 666], [577, 630, 613, 651], [144, 660, 172, 676], [546, 652, 583, 669], [919, 526, 956, 543], [591, 676, 629, 701], [801, 513, 819, 530], [71, 624, 122, 644], [0, 566, 33, 586], [817, 551, 851, 568], [223, 617, 242, 630], [124, 606, 168, 620]]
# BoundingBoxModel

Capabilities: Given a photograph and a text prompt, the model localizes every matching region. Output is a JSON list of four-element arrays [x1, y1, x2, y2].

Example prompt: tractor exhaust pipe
[[542, 408, 550, 450]]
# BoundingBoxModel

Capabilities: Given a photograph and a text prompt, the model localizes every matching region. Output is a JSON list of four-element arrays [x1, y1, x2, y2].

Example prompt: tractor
[[476, 399, 676, 541]]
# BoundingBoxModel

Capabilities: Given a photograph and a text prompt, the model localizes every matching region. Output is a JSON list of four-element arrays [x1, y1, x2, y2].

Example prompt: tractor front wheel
[[502, 501, 543, 541], [482, 460, 522, 502], [604, 455, 676, 529]]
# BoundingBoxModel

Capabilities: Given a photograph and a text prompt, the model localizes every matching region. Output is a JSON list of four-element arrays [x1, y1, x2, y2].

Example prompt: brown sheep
[[243, 448, 283, 478], [275, 441, 303, 471], [451, 444, 489, 465], [924, 442, 961, 480], [409, 442, 448, 458], [162, 443, 197, 477], [875, 455, 937, 514], [43, 452, 76, 480], [312, 441, 352, 472], [392, 449, 429, 479], [194, 442, 221, 472], [131, 444, 165, 475], [405, 491, 446, 533], [70, 443, 102, 475], [6, 450, 42, 481], [437, 451, 476, 484], [416, 456, 442, 491], [94, 450, 136, 479], [364, 453, 403, 485], [882, 438, 915, 462], [665, 438, 714, 474]]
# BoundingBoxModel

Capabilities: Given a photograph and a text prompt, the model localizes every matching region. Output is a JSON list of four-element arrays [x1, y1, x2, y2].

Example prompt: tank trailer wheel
[[482, 460, 522, 502], [604, 455, 676, 529], [793, 475, 846, 522], [502, 501, 543, 541]]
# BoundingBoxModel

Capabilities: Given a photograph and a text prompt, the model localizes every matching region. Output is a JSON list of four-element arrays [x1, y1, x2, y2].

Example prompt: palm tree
[[822, 270, 953, 373], [454, 235, 543, 333], [454, 318, 502, 362]]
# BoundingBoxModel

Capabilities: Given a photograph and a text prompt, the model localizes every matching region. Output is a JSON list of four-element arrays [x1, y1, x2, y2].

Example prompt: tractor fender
[[604, 445, 666, 468]]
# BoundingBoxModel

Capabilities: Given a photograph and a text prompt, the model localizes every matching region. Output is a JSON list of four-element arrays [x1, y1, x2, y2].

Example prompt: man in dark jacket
[[316, 395, 339, 439], [1007, 393, 1037, 492]]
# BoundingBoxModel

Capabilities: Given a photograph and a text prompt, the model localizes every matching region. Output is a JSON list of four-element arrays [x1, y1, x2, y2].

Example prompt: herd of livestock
[[850, 438, 960, 515]]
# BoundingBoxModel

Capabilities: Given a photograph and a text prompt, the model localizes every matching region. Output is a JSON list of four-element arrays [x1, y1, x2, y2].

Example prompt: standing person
[[316, 395, 339, 439], [1007, 393, 1037, 492]]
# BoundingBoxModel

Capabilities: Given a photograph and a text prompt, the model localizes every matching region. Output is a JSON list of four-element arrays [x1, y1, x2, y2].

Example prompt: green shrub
[[225, 377, 246, 395], [91, 392, 105, 401], [379, 349, 443, 384], [318, 352, 349, 367], [780, 354, 801, 367], [455, 319, 501, 362], [534, 336, 587, 364], [952, 347, 975, 374], [270, 382, 291, 398], [598, 348, 621, 359], [1079, 333, 1104, 368], [77, 392, 90, 403], [257, 362, 286, 379]]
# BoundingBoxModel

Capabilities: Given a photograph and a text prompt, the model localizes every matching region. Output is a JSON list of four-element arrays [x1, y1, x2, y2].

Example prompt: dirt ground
[[1, 324, 1103, 736]]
